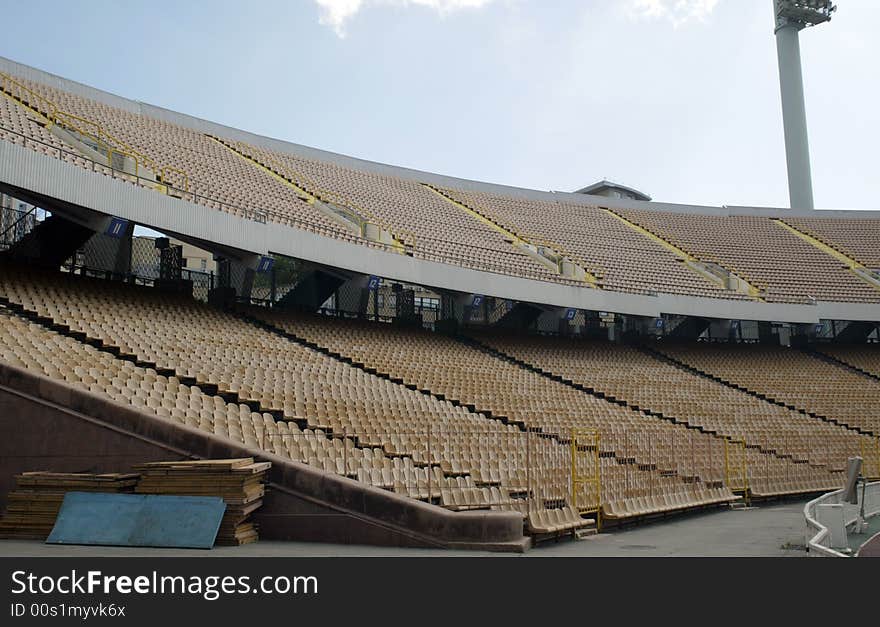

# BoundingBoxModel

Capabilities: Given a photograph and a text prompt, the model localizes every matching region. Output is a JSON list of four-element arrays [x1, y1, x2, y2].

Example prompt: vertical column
[[775, 22, 815, 209]]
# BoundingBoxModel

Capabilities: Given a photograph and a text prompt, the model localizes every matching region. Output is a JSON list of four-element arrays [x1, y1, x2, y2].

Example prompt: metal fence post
[[526, 428, 531, 516], [427, 425, 431, 503]]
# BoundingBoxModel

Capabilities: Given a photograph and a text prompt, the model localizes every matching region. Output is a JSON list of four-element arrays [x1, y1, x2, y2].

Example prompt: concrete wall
[[0, 363, 527, 551]]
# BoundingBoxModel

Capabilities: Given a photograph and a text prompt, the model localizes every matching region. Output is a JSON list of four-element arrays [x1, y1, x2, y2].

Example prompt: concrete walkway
[[0, 500, 811, 558]]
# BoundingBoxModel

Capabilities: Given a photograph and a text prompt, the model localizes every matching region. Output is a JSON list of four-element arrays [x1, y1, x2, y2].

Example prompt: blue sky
[[1, 0, 877, 210]]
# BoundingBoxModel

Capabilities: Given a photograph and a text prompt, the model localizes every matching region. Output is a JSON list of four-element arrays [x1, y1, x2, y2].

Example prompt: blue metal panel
[[46, 492, 226, 549]]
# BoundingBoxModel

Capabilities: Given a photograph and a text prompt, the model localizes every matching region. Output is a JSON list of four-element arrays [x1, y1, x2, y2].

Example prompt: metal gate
[[570, 428, 602, 529], [724, 438, 749, 505]]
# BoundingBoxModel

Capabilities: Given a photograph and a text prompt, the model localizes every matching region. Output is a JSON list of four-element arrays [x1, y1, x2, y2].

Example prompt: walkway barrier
[[804, 480, 880, 557]]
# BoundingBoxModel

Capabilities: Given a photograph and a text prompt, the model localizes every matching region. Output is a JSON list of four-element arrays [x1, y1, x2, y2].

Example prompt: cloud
[[314, 0, 498, 37], [626, 0, 721, 27]]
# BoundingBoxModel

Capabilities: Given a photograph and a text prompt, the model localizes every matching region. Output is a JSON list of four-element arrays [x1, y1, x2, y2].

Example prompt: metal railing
[[0, 72, 190, 191]]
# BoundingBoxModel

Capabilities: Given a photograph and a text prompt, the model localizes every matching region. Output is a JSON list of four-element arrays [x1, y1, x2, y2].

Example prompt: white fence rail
[[804, 481, 880, 557]]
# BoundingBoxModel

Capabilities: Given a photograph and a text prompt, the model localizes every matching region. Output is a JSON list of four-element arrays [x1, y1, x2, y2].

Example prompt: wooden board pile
[[132, 458, 270, 546], [0, 472, 139, 540]]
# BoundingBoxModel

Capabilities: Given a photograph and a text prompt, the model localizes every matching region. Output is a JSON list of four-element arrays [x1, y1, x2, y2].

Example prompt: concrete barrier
[[804, 480, 880, 557]]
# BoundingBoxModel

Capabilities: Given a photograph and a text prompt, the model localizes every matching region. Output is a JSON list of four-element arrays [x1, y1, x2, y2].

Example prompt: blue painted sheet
[[46, 492, 226, 549]]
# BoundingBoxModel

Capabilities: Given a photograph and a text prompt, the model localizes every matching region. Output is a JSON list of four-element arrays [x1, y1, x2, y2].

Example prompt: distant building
[[575, 180, 651, 202]]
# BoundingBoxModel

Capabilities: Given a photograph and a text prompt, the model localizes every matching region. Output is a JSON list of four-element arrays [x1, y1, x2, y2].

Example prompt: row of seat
[[655, 342, 880, 435], [475, 333, 868, 473], [618, 210, 880, 304]]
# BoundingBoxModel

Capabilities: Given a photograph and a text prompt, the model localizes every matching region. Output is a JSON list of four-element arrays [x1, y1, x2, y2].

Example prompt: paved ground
[[0, 499, 812, 557], [847, 514, 880, 555]]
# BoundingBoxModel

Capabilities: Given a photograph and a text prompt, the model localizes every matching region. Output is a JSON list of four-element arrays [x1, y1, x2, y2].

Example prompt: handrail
[[0, 71, 188, 192], [228, 138, 409, 244], [0, 72, 58, 121]]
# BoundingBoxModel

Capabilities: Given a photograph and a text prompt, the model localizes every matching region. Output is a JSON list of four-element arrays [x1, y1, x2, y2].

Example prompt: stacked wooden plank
[[132, 458, 270, 546], [0, 472, 138, 540]]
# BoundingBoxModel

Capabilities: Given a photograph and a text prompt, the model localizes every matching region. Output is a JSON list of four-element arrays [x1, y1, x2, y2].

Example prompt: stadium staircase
[[241, 310, 741, 514], [460, 334, 837, 476], [1, 214, 93, 267], [641, 344, 876, 437]]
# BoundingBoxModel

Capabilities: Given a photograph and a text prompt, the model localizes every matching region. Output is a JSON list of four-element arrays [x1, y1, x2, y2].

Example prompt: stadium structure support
[[773, 0, 836, 210]]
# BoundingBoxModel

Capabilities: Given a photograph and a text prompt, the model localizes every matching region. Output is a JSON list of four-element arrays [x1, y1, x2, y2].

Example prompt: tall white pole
[[775, 20, 814, 209]]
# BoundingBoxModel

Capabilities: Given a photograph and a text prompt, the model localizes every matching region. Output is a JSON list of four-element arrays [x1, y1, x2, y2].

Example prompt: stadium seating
[[0, 265, 606, 530], [3, 66, 880, 305], [784, 217, 880, 269], [247, 308, 759, 507], [227, 140, 569, 282], [654, 343, 880, 435], [471, 333, 861, 477], [440, 188, 749, 299], [814, 344, 880, 378], [616, 209, 880, 304], [0, 264, 742, 523], [0, 73, 376, 242]]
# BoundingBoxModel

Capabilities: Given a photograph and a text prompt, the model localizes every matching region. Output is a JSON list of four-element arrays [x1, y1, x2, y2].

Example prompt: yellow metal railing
[[0, 71, 189, 193], [724, 438, 749, 506], [570, 428, 602, 531], [214, 137, 410, 252]]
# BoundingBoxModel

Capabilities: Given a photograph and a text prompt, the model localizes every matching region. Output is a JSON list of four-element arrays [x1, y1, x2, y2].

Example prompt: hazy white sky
[[1, 0, 877, 210]]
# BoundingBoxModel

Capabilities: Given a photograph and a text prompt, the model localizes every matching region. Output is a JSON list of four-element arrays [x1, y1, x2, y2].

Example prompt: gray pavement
[[0, 500, 811, 557]]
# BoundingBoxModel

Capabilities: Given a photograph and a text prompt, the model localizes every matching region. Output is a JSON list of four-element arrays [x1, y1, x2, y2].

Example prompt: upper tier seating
[[232, 141, 568, 283], [0, 75, 373, 243], [441, 188, 748, 300], [617, 210, 880, 304], [784, 217, 880, 269], [2, 69, 879, 305]]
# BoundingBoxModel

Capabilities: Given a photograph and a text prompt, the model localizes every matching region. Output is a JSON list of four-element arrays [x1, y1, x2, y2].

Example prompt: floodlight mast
[[773, 0, 836, 210]]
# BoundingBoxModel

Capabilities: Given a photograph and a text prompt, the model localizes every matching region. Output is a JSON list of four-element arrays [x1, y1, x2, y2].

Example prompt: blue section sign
[[565, 308, 577, 321], [472, 294, 483, 308], [257, 256, 274, 273], [368, 275, 381, 290], [655, 318, 665, 329], [105, 217, 129, 238]]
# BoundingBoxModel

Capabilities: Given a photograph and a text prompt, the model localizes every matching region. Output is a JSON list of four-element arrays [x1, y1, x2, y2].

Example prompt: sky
[[0, 0, 877, 210]]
